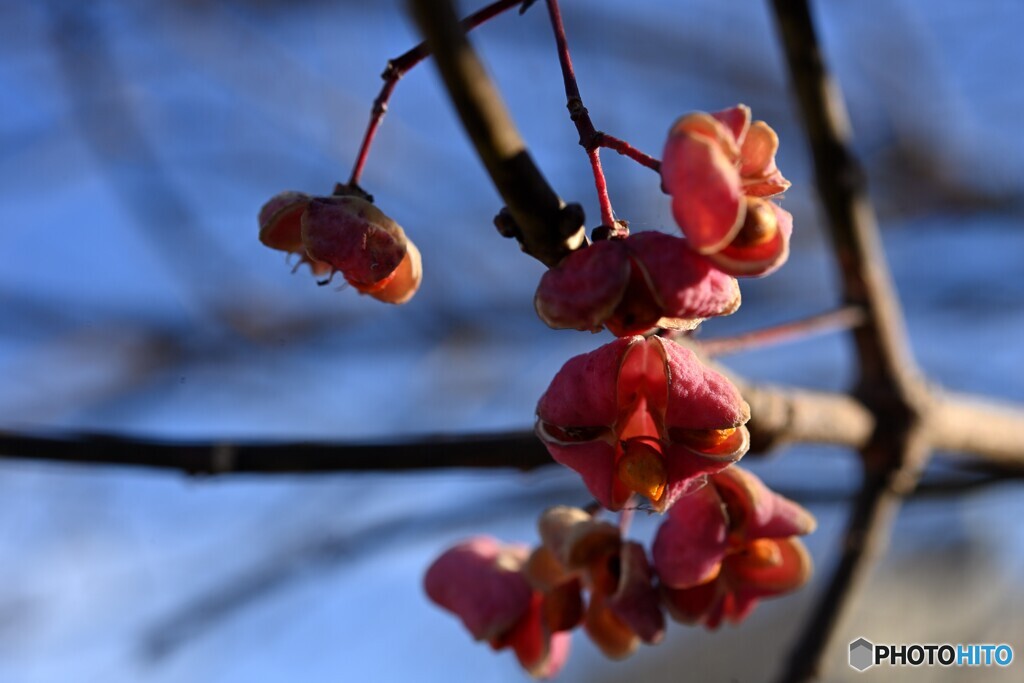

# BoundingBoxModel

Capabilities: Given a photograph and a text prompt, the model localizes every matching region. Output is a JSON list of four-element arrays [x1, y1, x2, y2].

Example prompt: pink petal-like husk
[[713, 466, 817, 540], [616, 337, 668, 428], [532, 631, 572, 679], [259, 191, 310, 253], [535, 240, 631, 332], [424, 537, 533, 642], [662, 133, 745, 254], [508, 593, 572, 679], [661, 579, 722, 625], [300, 196, 407, 286], [743, 168, 792, 197], [536, 338, 633, 430], [655, 337, 751, 430], [662, 428, 750, 509], [656, 458, 719, 514], [540, 441, 620, 511], [606, 542, 666, 644], [584, 593, 639, 659], [627, 231, 741, 322], [542, 577, 585, 634], [652, 484, 729, 588], [725, 591, 760, 625], [668, 112, 740, 159], [739, 120, 780, 178], [365, 238, 422, 304], [537, 506, 620, 571], [724, 537, 813, 598], [710, 104, 752, 147], [708, 203, 792, 277]]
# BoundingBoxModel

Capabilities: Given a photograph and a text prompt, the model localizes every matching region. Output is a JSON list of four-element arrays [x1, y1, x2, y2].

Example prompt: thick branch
[[348, 0, 524, 186], [408, 0, 584, 266], [776, 461, 910, 681], [771, 1, 923, 400], [3, 384, 1024, 475], [770, 1, 934, 680], [0, 429, 548, 474], [740, 383, 873, 454], [930, 392, 1024, 471]]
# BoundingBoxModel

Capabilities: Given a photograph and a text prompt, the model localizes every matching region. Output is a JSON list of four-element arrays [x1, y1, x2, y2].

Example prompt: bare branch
[[740, 383, 873, 454], [348, 0, 525, 187], [776, 459, 912, 682], [769, 0, 934, 679], [4, 382, 1024, 475], [0, 430, 548, 475], [408, 0, 585, 267], [930, 392, 1024, 471], [768, 1, 923, 399], [698, 306, 866, 358]]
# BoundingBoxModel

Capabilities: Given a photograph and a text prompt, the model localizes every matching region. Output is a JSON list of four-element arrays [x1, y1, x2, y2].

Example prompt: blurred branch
[[3, 381, 1024, 474], [697, 305, 866, 357], [140, 479, 582, 662], [46, 2, 281, 337], [929, 392, 1024, 471], [769, 0, 931, 680]]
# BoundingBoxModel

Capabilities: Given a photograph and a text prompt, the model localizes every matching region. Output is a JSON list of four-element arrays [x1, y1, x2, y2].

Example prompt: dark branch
[[0, 430, 548, 475], [408, 0, 585, 267], [3, 383, 1024, 475], [348, 0, 525, 186], [770, 1, 933, 680]]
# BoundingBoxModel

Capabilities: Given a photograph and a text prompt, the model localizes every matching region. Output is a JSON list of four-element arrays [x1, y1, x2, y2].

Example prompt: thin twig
[[544, 0, 617, 228], [596, 132, 662, 172], [47, 2, 262, 330], [586, 147, 615, 227], [698, 306, 865, 357], [348, 0, 525, 187]]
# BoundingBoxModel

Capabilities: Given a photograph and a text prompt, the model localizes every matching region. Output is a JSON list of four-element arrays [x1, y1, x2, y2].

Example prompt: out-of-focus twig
[[46, 2, 260, 330], [697, 306, 866, 357]]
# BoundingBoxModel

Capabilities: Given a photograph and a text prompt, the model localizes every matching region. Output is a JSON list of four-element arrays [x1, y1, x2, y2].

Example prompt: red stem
[[348, 0, 524, 186], [618, 506, 635, 535], [598, 133, 662, 172], [544, 0, 619, 229], [587, 148, 616, 227]]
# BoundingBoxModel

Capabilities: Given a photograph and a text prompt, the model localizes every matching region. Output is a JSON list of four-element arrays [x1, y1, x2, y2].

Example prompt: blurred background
[[1, 0, 1023, 680]]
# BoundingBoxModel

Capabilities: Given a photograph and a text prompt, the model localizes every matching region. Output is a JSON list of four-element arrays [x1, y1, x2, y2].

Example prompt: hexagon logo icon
[[849, 637, 874, 672]]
